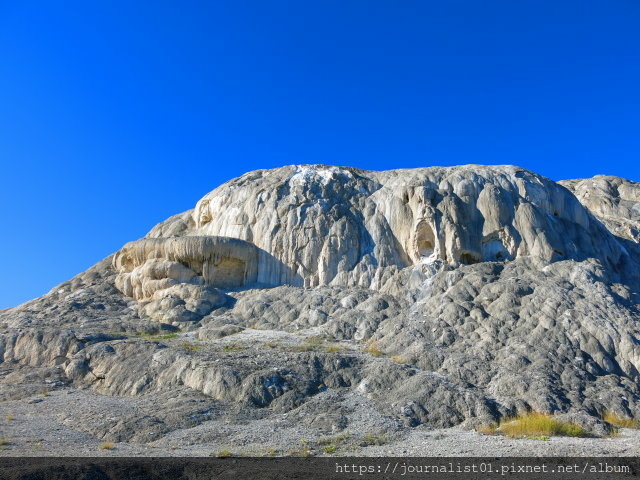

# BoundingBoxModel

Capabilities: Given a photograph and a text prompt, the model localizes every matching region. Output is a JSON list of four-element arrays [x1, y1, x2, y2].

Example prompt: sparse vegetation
[[305, 335, 328, 345], [498, 412, 585, 438], [361, 432, 388, 446], [323, 445, 336, 454], [216, 449, 232, 458], [100, 441, 115, 450], [292, 344, 315, 352], [317, 433, 349, 455], [265, 448, 277, 457], [0, 438, 8, 446], [475, 423, 499, 435], [222, 343, 246, 352], [322, 344, 345, 353], [363, 340, 383, 357], [180, 340, 200, 351], [389, 355, 408, 364], [288, 440, 314, 457], [603, 411, 640, 429], [5, 414, 15, 421], [137, 332, 178, 341], [292, 339, 346, 353]]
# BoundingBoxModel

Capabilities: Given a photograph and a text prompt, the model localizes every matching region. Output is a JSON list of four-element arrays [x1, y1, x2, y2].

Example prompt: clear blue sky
[[1, 1, 639, 308]]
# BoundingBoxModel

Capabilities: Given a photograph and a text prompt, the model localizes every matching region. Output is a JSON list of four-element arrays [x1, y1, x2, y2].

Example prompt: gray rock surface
[[1, 164, 639, 455]]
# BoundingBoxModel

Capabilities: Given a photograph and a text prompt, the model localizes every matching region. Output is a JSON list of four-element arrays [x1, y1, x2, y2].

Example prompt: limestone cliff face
[[118, 165, 629, 297]]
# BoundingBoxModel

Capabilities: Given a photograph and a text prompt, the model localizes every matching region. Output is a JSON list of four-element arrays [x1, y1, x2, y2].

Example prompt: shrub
[[100, 441, 115, 450], [499, 412, 585, 438], [216, 449, 232, 458], [603, 411, 640, 429]]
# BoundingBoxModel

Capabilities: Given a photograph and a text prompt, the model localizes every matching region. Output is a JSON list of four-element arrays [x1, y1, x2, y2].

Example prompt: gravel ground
[[1, 388, 639, 458]]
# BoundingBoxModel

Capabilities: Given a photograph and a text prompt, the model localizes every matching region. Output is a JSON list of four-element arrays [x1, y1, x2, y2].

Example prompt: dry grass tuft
[[603, 411, 640, 429], [222, 343, 246, 352], [292, 344, 315, 352], [361, 432, 388, 446], [216, 449, 232, 458], [180, 340, 200, 351], [100, 441, 115, 450], [363, 340, 383, 357], [389, 355, 408, 364], [499, 412, 585, 438], [322, 344, 345, 353], [305, 335, 328, 345], [475, 423, 499, 435]]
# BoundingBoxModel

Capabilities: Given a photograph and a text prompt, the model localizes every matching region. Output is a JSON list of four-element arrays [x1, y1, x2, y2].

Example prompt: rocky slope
[[1, 164, 639, 453]]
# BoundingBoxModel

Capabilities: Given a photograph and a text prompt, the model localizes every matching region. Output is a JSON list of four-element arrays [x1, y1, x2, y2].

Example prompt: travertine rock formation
[[561, 175, 640, 245], [1, 164, 639, 451], [113, 237, 256, 323], [130, 165, 630, 293]]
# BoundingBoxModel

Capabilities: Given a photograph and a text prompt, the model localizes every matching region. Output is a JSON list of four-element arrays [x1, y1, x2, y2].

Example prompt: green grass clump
[[317, 433, 350, 454], [499, 412, 585, 438], [323, 445, 336, 454], [137, 332, 178, 341], [603, 411, 640, 429]]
